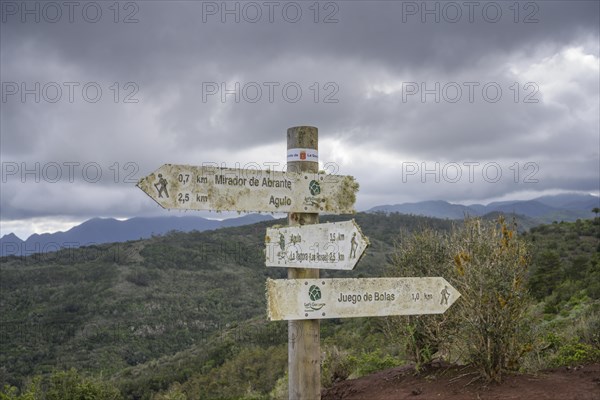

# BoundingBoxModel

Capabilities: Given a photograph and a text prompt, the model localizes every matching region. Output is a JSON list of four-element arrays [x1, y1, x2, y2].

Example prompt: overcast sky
[[1, 0, 599, 239]]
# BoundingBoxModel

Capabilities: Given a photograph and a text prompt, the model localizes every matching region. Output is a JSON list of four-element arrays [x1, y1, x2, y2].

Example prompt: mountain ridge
[[0, 214, 274, 256], [368, 193, 598, 221], [2, 193, 597, 257]]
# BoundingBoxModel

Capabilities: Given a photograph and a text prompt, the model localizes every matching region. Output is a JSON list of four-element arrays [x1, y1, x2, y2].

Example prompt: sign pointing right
[[266, 277, 460, 321], [265, 220, 369, 270]]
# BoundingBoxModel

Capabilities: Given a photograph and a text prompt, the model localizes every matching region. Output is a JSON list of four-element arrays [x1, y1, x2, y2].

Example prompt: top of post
[[287, 126, 318, 174], [286, 125, 319, 227], [287, 126, 318, 150]]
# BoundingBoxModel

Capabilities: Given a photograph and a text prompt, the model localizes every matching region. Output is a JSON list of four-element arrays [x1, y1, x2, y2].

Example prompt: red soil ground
[[322, 362, 600, 400]]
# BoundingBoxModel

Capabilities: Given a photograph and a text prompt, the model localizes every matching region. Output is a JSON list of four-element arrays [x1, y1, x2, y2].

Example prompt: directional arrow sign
[[137, 164, 358, 214], [266, 277, 460, 321], [265, 220, 369, 270]]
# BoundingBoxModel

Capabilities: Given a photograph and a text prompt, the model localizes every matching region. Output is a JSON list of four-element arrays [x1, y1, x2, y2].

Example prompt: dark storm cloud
[[0, 0, 598, 234], [4, 2, 598, 71]]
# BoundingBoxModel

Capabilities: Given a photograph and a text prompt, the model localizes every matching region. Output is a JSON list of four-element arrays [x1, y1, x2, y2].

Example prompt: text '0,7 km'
[[136, 164, 358, 214]]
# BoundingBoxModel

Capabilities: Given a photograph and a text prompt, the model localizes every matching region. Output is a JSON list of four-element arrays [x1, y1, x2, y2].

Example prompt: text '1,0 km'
[[265, 220, 369, 270], [266, 277, 460, 321], [136, 164, 359, 214]]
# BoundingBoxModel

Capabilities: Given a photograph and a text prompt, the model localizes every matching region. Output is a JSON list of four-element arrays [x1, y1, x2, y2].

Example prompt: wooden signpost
[[266, 277, 460, 321], [285, 126, 321, 400], [137, 164, 358, 214], [137, 125, 460, 400], [265, 220, 369, 270]]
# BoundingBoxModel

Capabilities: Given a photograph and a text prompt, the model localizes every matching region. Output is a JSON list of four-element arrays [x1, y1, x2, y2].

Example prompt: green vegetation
[[1, 213, 598, 398], [1, 368, 122, 400], [385, 218, 532, 382], [526, 218, 600, 306], [450, 218, 532, 381], [383, 227, 455, 367]]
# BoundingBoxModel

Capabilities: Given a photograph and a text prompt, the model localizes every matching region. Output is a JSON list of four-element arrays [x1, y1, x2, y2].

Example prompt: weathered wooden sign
[[137, 164, 358, 214], [266, 277, 460, 321], [265, 220, 369, 270]]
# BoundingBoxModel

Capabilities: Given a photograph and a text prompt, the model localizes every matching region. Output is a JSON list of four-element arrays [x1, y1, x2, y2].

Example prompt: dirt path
[[322, 363, 600, 400]]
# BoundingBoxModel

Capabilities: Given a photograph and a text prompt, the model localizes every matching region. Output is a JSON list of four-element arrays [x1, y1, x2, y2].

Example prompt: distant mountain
[[368, 193, 598, 223], [3, 194, 597, 257], [486, 200, 556, 218], [369, 200, 477, 219], [534, 193, 600, 211], [0, 214, 273, 257], [0, 233, 24, 253]]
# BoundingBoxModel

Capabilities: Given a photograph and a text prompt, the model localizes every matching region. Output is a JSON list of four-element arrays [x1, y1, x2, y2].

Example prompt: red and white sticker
[[287, 148, 318, 162]]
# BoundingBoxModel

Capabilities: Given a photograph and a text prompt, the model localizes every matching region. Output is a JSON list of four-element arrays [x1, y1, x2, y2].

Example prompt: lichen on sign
[[137, 164, 359, 214]]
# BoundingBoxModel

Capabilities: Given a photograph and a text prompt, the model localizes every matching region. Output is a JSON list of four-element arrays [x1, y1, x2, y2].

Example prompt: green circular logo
[[309, 180, 321, 196], [308, 285, 322, 301]]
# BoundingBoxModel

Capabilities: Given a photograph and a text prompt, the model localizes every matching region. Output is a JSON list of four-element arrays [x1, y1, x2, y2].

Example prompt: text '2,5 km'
[[137, 164, 358, 214]]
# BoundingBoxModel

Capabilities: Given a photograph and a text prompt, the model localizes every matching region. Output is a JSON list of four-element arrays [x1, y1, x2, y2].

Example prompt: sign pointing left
[[136, 164, 358, 214]]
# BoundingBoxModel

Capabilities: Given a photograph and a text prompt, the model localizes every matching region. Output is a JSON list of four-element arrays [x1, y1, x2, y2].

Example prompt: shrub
[[553, 342, 600, 366], [349, 350, 402, 376], [384, 228, 457, 367], [450, 217, 532, 382], [321, 346, 355, 387], [387, 217, 533, 383]]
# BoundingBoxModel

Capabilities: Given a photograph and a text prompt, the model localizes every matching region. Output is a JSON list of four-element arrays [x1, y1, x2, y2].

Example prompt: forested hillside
[[1, 213, 598, 399], [527, 219, 600, 302]]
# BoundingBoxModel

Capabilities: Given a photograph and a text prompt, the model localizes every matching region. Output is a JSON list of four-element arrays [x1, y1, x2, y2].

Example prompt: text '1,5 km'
[[265, 220, 369, 270], [136, 164, 358, 214]]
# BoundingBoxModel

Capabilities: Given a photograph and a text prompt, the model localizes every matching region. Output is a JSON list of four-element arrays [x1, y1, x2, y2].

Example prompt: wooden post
[[287, 126, 321, 400]]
